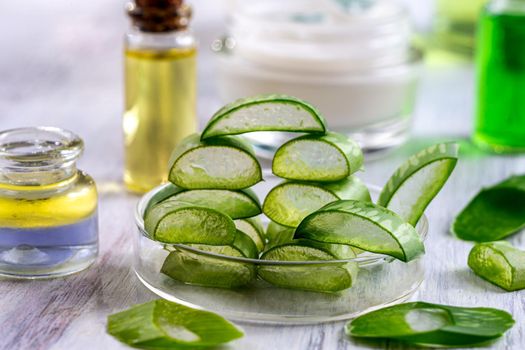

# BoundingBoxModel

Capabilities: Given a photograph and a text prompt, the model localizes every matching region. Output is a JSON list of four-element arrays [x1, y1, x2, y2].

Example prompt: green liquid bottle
[[474, 0, 525, 152]]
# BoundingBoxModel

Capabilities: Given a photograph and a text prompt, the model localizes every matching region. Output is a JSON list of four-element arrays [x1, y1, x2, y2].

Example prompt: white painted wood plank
[[0, 1, 524, 349]]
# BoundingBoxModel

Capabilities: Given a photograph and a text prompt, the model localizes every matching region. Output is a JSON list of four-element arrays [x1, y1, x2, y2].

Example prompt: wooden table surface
[[1, 1, 524, 349]]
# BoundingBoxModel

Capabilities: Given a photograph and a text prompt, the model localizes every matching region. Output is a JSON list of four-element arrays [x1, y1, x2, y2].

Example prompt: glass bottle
[[123, 0, 197, 193], [0, 127, 98, 278], [474, 0, 525, 152]]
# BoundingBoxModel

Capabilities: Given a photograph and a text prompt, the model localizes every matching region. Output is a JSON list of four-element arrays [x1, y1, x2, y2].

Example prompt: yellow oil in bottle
[[0, 172, 98, 228], [123, 47, 197, 193]]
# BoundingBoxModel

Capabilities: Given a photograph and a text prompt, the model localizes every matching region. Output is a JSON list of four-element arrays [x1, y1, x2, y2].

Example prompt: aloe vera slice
[[161, 231, 257, 289], [145, 183, 261, 219], [201, 94, 327, 140], [258, 240, 358, 293], [452, 175, 525, 242], [378, 143, 458, 226], [346, 302, 514, 347], [295, 200, 424, 262], [468, 241, 525, 291], [144, 201, 236, 245], [272, 132, 363, 182], [168, 133, 262, 190], [235, 217, 265, 252], [107, 299, 243, 349], [263, 176, 371, 228]]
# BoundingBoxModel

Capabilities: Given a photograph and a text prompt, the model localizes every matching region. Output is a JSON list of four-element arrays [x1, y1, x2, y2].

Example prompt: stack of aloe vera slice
[[143, 94, 458, 293]]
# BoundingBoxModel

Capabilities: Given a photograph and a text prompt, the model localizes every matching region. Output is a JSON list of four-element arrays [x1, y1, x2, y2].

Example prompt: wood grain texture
[[1, 1, 524, 349]]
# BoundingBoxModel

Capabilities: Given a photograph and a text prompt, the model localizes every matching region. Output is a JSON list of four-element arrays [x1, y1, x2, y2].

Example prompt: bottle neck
[[0, 127, 82, 187]]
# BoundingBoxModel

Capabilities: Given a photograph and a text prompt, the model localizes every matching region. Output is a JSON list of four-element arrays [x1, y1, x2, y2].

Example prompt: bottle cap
[[127, 0, 191, 32]]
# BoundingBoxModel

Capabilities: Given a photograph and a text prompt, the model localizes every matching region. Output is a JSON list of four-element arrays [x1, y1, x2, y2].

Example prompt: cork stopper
[[127, 0, 191, 32]]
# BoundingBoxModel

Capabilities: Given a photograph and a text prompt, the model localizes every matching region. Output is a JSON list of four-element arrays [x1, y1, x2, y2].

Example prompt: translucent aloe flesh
[[168, 133, 262, 190], [107, 299, 243, 348], [468, 241, 525, 291], [145, 183, 261, 219], [272, 132, 363, 182], [144, 201, 236, 245], [346, 302, 514, 347], [262, 176, 371, 228], [453, 175, 525, 242], [378, 143, 458, 226], [201, 94, 327, 139], [295, 200, 424, 262], [258, 240, 358, 293]]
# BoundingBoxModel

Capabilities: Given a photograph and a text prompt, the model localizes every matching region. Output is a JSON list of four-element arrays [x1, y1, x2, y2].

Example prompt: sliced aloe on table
[[161, 230, 258, 289], [168, 133, 262, 190], [272, 132, 363, 182], [468, 241, 525, 291], [235, 217, 265, 252], [144, 201, 236, 245], [258, 239, 358, 293], [295, 200, 424, 262], [263, 176, 371, 228], [346, 302, 514, 347], [107, 299, 243, 349], [145, 183, 261, 219], [378, 142, 459, 226], [452, 175, 525, 242], [201, 94, 327, 140]]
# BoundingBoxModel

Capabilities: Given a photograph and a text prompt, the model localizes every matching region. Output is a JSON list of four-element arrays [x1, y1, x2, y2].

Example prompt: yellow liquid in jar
[[123, 47, 197, 193], [0, 172, 98, 228]]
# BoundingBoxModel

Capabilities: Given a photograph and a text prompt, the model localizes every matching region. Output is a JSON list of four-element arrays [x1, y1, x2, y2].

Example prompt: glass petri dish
[[134, 185, 427, 324]]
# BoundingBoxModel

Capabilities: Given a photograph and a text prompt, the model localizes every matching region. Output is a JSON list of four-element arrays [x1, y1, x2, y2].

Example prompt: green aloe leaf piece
[[263, 175, 371, 228], [145, 183, 261, 219], [468, 241, 525, 291], [258, 239, 358, 293], [452, 175, 525, 242], [265, 221, 296, 250], [235, 217, 266, 252], [201, 94, 327, 140], [144, 201, 236, 245], [161, 237, 257, 289], [295, 200, 424, 262], [107, 299, 243, 349], [378, 143, 458, 226], [272, 132, 363, 182], [346, 302, 514, 347], [168, 133, 262, 190]]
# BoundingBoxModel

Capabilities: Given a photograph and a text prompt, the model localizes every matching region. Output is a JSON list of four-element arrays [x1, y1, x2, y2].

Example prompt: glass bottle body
[[0, 127, 98, 278], [123, 29, 197, 193], [474, 0, 525, 152]]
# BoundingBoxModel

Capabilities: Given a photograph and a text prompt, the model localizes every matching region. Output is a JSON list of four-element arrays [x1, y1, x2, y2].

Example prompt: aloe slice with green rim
[[452, 175, 525, 242], [201, 94, 327, 140], [468, 241, 525, 291], [161, 230, 258, 289], [235, 217, 265, 252], [144, 201, 236, 245], [272, 132, 363, 182], [295, 200, 424, 262], [107, 299, 243, 348], [378, 142, 459, 226], [258, 239, 358, 293], [346, 302, 514, 347], [263, 176, 371, 228], [168, 133, 262, 190], [145, 183, 261, 219]]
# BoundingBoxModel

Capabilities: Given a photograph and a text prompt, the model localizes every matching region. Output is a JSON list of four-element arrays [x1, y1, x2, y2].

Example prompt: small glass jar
[[213, 0, 422, 156], [0, 127, 98, 278]]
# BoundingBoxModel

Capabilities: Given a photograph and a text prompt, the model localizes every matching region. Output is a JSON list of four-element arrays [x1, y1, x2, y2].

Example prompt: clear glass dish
[[134, 185, 427, 324]]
